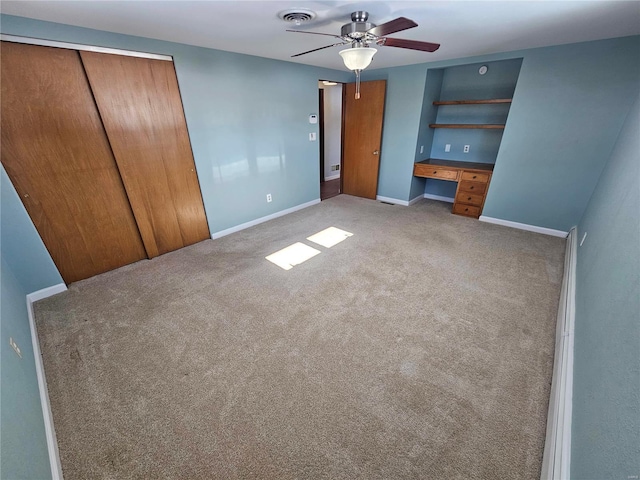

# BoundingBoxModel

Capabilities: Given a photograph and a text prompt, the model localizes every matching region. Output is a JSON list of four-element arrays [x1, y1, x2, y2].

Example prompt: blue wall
[[363, 64, 429, 202], [1, 167, 64, 292], [412, 69, 443, 200], [1, 166, 60, 478], [0, 14, 351, 235], [365, 35, 639, 230], [0, 258, 52, 479], [571, 93, 640, 479], [484, 36, 639, 231]]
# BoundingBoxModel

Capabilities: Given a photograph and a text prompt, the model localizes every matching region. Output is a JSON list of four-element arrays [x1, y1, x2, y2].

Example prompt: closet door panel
[[1, 42, 147, 283], [79, 52, 210, 257]]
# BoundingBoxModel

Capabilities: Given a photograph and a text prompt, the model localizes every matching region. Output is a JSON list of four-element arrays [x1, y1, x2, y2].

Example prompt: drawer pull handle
[[467, 197, 472, 201], [470, 186, 474, 190], [465, 208, 469, 212], [433, 171, 437, 174], [472, 175, 477, 179]]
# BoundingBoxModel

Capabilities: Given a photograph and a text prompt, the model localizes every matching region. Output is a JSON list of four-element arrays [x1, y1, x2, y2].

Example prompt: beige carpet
[[35, 196, 565, 479]]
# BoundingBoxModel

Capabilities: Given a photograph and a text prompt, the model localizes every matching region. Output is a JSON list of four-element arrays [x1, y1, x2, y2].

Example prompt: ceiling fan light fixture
[[339, 46, 377, 71]]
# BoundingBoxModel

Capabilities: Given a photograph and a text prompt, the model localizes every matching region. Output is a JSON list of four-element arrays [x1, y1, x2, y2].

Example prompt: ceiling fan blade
[[286, 29, 344, 40], [367, 17, 417, 37], [292, 42, 346, 58], [381, 37, 440, 52]]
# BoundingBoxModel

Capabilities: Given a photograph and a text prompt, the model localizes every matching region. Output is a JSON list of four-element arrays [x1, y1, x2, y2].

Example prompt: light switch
[[309, 132, 317, 141]]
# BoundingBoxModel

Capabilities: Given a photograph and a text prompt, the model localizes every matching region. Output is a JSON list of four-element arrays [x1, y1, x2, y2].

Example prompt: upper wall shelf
[[429, 124, 505, 129], [433, 99, 512, 105]]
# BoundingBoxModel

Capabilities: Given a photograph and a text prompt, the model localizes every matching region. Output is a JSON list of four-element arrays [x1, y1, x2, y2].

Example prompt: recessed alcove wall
[[419, 59, 523, 199]]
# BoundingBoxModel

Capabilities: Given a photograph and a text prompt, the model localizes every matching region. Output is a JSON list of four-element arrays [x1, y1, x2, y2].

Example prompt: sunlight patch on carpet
[[265, 242, 321, 270], [307, 227, 353, 248]]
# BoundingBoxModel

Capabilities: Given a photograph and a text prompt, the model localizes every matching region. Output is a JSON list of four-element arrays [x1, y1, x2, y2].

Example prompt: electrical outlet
[[463, 145, 470, 153], [420, 145, 424, 154], [9, 337, 22, 358], [266, 193, 272, 203], [445, 144, 451, 152]]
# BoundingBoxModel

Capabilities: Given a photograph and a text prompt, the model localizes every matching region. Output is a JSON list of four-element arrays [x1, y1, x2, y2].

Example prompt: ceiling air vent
[[278, 9, 317, 25]]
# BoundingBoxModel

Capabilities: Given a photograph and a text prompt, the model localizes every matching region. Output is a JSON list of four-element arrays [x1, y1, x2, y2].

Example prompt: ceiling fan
[[287, 11, 440, 98]]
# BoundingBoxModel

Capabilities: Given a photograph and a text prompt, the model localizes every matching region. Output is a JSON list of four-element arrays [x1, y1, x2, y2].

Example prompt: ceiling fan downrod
[[351, 11, 368, 22]]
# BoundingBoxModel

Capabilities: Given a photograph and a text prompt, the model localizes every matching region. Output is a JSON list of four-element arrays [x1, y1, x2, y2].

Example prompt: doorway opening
[[318, 80, 343, 200]]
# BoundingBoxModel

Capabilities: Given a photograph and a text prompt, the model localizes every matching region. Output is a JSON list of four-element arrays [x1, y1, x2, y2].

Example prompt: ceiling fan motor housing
[[341, 11, 375, 41]]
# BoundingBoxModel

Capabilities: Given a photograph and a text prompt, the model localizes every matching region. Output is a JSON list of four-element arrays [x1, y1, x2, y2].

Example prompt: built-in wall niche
[[430, 58, 522, 164], [421, 58, 523, 200]]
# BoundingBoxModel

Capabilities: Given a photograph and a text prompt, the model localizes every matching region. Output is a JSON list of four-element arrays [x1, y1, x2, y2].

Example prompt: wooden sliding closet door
[[79, 52, 210, 258], [1, 42, 147, 283]]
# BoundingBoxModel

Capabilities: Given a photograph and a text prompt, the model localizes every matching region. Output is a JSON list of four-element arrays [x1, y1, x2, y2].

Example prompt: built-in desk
[[413, 159, 494, 218]]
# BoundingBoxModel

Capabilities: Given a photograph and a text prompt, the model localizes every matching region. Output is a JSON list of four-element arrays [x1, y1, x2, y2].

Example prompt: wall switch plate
[[463, 145, 470, 153], [266, 193, 272, 203], [580, 232, 587, 246], [9, 337, 22, 358], [445, 144, 451, 152], [420, 145, 424, 154], [309, 132, 316, 141]]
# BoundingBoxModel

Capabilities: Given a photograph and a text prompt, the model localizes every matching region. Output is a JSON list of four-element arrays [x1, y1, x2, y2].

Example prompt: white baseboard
[[479, 215, 568, 238], [408, 195, 424, 206], [541, 227, 576, 480], [423, 193, 455, 204], [26, 283, 68, 304], [26, 283, 66, 480], [324, 174, 340, 181], [376, 195, 409, 206], [211, 199, 321, 240]]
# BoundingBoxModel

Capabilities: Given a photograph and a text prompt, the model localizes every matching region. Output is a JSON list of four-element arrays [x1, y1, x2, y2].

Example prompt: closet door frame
[[2, 41, 151, 283], [0, 34, 173, 62], [2, 34, 211, 268]]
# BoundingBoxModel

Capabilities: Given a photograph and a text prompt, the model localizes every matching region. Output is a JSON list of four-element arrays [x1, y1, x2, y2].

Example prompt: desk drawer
[[458, 180, 487, 195], [453, 203, 481, 218], [414, 164, 459, 181], [461, 171, 490, 183], [455, 192, 484, 207]]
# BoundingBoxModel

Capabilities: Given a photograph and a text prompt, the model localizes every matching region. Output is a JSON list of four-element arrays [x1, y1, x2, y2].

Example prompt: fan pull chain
[[355, 69, 361, 99]]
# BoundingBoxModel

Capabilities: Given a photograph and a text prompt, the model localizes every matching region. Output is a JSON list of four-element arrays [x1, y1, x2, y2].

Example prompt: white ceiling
[[2, 1, 639, 71]]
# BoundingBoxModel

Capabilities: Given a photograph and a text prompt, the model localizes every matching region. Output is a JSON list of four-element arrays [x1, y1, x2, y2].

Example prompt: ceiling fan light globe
[[339, 47, 377, 71]]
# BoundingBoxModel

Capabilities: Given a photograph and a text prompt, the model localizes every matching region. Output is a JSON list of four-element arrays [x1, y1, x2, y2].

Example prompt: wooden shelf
[[433, 99, 512, 105], [429, 124, 505, 129]]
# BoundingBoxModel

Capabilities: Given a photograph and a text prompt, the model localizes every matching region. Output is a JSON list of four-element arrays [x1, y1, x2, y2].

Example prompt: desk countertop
[[415, 158, 495, 172]]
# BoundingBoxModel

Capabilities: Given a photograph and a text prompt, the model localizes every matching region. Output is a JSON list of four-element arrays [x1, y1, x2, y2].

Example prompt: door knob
[[373, 150, 379, 155]]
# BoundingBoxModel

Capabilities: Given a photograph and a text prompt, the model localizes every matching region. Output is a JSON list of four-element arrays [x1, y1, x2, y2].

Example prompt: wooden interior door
[[1, 42, 147, 284], [79, 52, 210, 258], [341, 80, 386, 199]]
